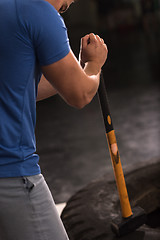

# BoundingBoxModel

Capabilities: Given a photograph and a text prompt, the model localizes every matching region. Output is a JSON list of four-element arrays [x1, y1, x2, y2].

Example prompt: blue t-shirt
[[0, 0, 70, 177]]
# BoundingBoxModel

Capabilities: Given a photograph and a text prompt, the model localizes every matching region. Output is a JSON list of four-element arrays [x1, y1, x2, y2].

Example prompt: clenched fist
[[79, 33, 108, 72]]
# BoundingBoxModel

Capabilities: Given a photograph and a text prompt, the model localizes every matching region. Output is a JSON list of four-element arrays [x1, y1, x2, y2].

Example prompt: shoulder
[[16, 0, 56, 13], [16, 0, 65, 27]]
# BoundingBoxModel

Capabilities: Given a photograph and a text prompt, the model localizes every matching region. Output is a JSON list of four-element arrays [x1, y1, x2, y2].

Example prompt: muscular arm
[[40, 34, 108, 108], [41, 51, 99, 108]]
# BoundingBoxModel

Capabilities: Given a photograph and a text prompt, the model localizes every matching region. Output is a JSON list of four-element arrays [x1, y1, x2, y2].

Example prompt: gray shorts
[[0, 174, 69, 240]]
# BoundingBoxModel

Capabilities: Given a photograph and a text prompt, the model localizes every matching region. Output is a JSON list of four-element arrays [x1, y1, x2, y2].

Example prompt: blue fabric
[[0, 0, 70, 177]]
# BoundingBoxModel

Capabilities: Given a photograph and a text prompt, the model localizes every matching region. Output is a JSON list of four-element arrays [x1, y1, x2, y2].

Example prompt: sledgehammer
[[98, 74, 146, 237]]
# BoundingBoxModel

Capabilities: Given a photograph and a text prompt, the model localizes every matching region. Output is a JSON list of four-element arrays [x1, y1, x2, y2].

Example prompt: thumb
[[81, 34, 90, 49], [88, 33, 96, 45]]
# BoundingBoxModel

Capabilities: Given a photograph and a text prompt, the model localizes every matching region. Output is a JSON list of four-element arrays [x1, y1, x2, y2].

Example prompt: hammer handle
[[98, 74, 133, 218]]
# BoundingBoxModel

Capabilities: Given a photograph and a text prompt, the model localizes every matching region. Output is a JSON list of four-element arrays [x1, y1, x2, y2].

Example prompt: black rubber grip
[[98, 73, 114, 133]]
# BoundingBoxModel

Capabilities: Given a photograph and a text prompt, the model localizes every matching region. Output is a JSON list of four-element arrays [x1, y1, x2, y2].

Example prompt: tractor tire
[[61, 161, 160, 240]]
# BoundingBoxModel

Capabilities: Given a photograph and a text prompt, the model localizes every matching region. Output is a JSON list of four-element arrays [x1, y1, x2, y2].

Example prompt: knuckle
[[90, 33, 95, 39]]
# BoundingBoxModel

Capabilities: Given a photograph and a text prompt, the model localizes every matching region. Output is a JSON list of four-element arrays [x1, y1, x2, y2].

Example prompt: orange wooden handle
[[107, 130, 133, 218]]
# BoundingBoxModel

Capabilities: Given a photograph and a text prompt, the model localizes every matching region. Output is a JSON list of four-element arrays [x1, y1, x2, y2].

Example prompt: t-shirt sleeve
[[21, 1, 71, 66]]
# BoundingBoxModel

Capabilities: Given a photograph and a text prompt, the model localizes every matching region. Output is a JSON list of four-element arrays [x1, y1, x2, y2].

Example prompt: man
[[0, 0, 108, 239]]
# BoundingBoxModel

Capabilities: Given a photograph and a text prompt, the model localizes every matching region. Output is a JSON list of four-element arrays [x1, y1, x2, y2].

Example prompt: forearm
[[82, 62, 101, 102], [37, 75, 57, 102]]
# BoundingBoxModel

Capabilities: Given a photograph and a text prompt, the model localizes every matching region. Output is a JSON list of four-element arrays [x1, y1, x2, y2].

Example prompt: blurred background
[[36, 0, 160, 203]]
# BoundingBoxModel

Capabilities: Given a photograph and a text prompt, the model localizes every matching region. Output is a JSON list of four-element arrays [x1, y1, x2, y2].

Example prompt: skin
[[37, 0, 108, 109], [45, 0, 75, 13]]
